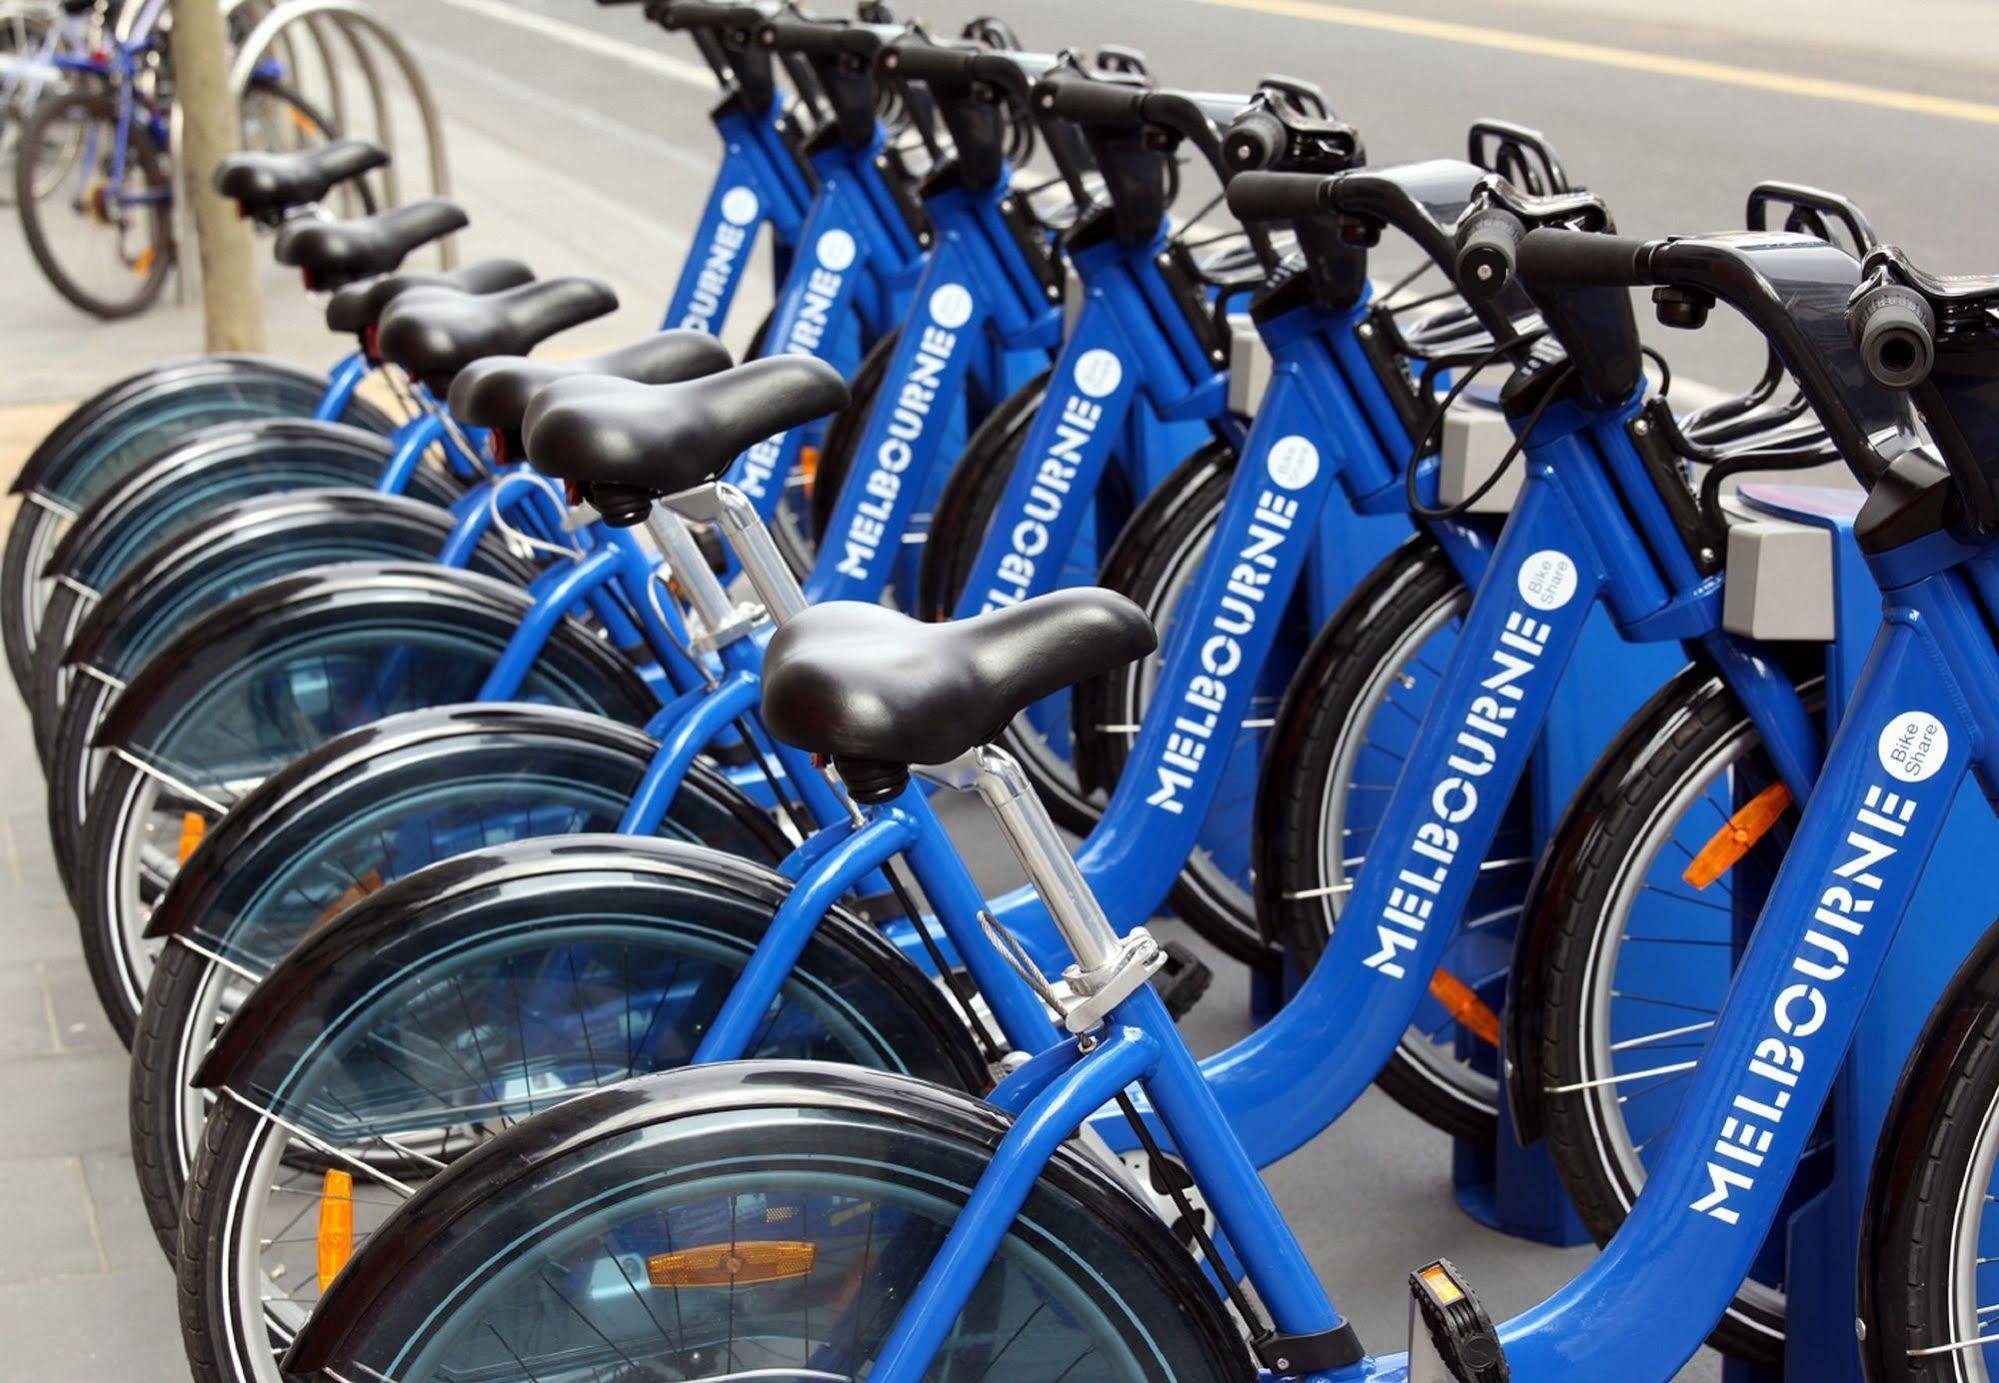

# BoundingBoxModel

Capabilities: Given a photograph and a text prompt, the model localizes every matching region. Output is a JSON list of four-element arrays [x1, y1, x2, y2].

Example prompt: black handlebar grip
[[1849, 283, 1936, 390], [1225, 170, 1329, 223], [650, 2, 758, 31], [1033, 70, 1147, 125], [1223, 107, 1287, 173], [1455, 210, 1524, 299], [1514, 228, 1655, 290]]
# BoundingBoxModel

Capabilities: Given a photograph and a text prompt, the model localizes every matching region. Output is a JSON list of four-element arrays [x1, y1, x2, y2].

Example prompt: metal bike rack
[[225, 0, 453, 265]]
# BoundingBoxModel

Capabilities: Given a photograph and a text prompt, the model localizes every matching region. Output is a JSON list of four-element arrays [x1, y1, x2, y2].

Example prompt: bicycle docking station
[[1706, 485, 1999, 1383]]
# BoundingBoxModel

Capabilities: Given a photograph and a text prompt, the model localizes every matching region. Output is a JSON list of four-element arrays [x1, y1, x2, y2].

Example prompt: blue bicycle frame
[[1119, 373, 1822, 1166], [802, 170, 1060, 603], [719, 122, 924, 513], [938, 218, 1240, 616], [856, 518, 1989, 1381]]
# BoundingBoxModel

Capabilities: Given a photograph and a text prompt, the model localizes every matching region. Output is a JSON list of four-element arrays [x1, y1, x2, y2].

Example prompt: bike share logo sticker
[[831, 286, 970, 581], [678, 188, 762, 333], [928, 283, 974, 330], [815, 229, 858, 272], [1691, 779, 1918, 1226], [733, 230, 858, 499], [1073, 348, 1124, 399], [1515, 549, 1578, 611], [979, 352, 1127, 612], [1878, 711, 1948, 784], [1266, 436, 1320, 491], [719, 187, 761, 227]]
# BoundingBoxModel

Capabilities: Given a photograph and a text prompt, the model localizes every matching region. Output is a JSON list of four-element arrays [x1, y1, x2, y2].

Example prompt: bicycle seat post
[[930, 741, 1165, 1034], [662, 482, 808, 623], [641, 503, 754, 652], [964, 745, 1121, 972]]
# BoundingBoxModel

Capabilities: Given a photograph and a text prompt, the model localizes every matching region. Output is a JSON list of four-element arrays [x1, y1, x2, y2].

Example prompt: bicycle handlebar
[[1453, 208, 1524, 297], [1223, 170, 1327, 223], [1512, 227, 1653, 290], [1515, 226, 1914, 486]]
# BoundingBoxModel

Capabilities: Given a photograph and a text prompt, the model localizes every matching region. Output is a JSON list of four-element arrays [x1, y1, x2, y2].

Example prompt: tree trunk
[[170, 0, 265, 352]]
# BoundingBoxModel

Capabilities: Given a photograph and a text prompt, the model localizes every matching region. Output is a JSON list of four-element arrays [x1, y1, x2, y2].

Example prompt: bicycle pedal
[[1156, 940, 1214, 1020], [1407, 1259, 1507, 1383]]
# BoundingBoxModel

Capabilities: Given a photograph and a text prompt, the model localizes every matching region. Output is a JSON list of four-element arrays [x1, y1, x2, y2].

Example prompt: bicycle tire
[[129, 708, 785, 1259], [1861, 922, 1999, 1383], [175, 850, 1015, 1383], [15, 86, 172, 319]]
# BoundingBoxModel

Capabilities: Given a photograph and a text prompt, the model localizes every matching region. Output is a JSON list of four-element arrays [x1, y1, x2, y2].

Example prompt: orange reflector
[[134, 244, 157, 278], [177, 812, 207, 864], [1419, 1262, 1465, 1305], [799, 445, 821, 498], [316, 1169, 354, 1291], [1682, 783, 1793, 890], [646, 1240, 817, 1289], [1427, 967, 1501, 1047], [310, 869, 385, 933]]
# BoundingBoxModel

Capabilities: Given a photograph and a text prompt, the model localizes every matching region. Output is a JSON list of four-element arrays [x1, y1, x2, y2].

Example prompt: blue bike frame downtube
[[722, 132, 921, 515], [946, 239, 1172, 617], [805, 176, 1058, 602], [980, 297, 1403, 941], [1193, 425, 1614, 1165], [311, 352, 371, 424], [1077, 386, 1811, 1170], [870, 981, 1351, 1381], [660, 103, 813, 334], [1479, 558, 1989, 1381], [688, 796, 1062, 1066]]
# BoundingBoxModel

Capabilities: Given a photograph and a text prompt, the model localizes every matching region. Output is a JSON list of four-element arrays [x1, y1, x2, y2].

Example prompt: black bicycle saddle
[[324, 258, 535, 337], [523, 356, 849, 521], [449, 331, 735, 434], [375, 277, 619, 393], [761, 589, 1158, 799], [214, 139, 387, 226], [274, 198, 468, 290]]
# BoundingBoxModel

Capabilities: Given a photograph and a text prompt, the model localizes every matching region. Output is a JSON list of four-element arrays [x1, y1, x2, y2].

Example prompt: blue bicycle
[[274, 209, 1999, 1383]]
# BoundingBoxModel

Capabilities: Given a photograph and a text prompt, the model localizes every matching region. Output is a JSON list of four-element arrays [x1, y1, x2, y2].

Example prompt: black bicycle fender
[[91, 562, 653, 751], [13, 355, 328, 497], [44, 419, 447, 584], [285, 1055, 1173, 1377], [189, 835, 882, 1099], [142, 704, 663, 944], [63, 491, 529, 674]]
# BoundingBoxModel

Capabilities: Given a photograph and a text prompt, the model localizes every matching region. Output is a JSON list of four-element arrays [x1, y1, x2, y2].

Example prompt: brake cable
[[879, 857, 1005, 1067], [1113, 1090, 1281, 1356], [1402, 329, 1571, 522]]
